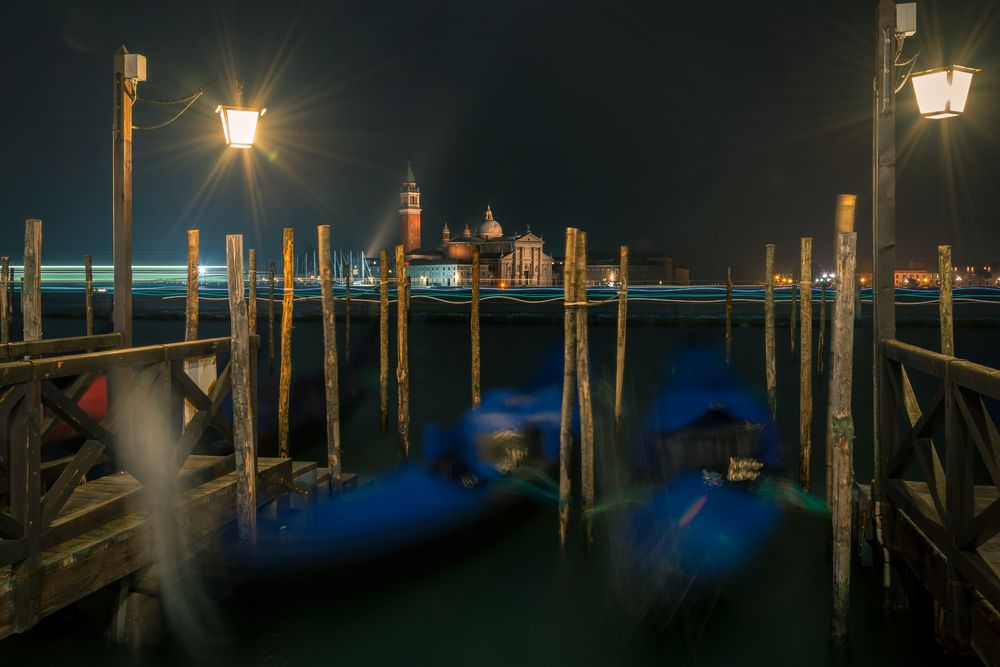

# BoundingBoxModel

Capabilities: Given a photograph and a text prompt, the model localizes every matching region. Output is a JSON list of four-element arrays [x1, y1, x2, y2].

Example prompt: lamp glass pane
[[949, 69, 974, 113], [223, 108, 261, 147], [911, 70, 950, 115]]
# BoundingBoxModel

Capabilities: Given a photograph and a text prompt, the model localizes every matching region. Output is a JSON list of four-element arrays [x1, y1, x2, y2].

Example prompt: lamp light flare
[[910, 66, 979, 119], [215, 105, 267, 148]]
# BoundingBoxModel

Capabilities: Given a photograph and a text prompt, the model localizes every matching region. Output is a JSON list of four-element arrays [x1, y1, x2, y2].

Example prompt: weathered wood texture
[[939, 244, 954, 357], [817, 284, 826, 374], [248, 248, 257, 334], [22, 220, 42, 343], [379, 249, 389, 431], [278, 228, 294, 458], [576, 231, 596, 545], [558, 228, 578, 546], [764, 244, 776, 418], [318, 226, 342, 481], [829, 231, 857, 650], [615, 245, 628, 430], [799, 237, 813, 491], [395, 245, 410, 459], [185, 230, 199, 342], [84, 255, 94, 338], [790, 274, 797, 360], [725, 266, 732, 366], [225, 236, 257, 543]]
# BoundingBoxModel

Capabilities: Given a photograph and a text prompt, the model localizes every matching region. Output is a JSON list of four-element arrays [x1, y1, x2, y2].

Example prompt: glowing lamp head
[[910, 66, 979, 119], [215, 105, 266, 148]]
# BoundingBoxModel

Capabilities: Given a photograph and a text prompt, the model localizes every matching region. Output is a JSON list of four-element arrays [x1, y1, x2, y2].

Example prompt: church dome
[[476, 205, 503, 240]]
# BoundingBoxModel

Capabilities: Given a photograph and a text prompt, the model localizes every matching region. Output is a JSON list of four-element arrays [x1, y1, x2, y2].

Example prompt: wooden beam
[[614, 245, 628, 430], [278, 228, 294, 457], [764, 243, 776, 418], [84, 255, 94, 338], [395, 244, 410, 459], [22, 219, 42, 343], [379, 249, 389, 431], [317, 225, 342, 482], [471, 245, 481, 408], [558, 228, 577, 547]]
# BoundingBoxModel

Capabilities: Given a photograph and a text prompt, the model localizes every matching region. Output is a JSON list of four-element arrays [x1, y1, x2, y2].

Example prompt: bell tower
[[399, 161, 421, 253]]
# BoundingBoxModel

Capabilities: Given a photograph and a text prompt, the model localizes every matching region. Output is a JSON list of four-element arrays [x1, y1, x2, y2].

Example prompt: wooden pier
[[0, 332, 340, 641]]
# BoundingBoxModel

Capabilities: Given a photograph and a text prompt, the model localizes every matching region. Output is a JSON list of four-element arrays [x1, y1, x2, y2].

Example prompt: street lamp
[[113, 45, 264, 346], [871, 0, 979, 603], [216, 105, 267, 148], [910, 65, 980, 119]]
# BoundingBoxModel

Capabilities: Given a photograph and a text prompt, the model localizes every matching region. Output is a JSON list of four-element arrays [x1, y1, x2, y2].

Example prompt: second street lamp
[[910, 65, 980, 119]]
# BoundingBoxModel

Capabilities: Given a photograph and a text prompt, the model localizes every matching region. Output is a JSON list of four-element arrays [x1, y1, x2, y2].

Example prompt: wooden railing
[[879, 338, 1000, 615], [0, 336, 253, 582]]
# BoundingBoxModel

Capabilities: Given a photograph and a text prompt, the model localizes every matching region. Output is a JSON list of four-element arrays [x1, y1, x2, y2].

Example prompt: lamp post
[[112, 45, 265, 347], [871, 0, 978, 586]]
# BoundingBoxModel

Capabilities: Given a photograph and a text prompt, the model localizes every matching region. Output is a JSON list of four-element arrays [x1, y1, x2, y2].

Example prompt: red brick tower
[[399, 162, 421, 253]]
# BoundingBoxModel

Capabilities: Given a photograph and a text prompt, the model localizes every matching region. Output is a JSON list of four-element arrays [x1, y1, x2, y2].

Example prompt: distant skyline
[[1, 1, 998, 280]]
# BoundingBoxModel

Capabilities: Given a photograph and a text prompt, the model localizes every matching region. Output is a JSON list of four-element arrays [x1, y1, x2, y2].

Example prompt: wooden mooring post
[[278, 228, 294, 458], [576, 231, 596, 545], [344, 259, 352, 363], [395, 245, 410, 459], [614, 245, 628, 430], [225, 235, 258, 544], [248, 249, 257, 334], [318, 226, 342, 482], [84, 255, 94, 337], [471, 246, 481, 408], [1, 256, 9, 343], [379, 249, 389, 431], [938, 244, 953, 357], [800, 237, 813, 492], [725, 266, 733, 366], [23, 219, 42, 342], [765, 244, 776, 419], [558, 228, 578, 546], [828, 194, 857, 503], [267, 261, 276, 371], [829, 230, 858, 650], [185, 230, 199, 341]]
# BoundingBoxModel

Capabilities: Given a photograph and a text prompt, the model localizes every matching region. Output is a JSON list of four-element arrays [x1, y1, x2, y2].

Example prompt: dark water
[[4, 307, 992, 665]]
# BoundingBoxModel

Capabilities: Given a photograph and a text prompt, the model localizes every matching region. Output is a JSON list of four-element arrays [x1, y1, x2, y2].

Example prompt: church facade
[[399, 165, 552, 287]]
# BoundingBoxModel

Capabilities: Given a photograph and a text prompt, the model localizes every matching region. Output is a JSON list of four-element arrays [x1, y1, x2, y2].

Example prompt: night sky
[[2, 0, 998, 279]]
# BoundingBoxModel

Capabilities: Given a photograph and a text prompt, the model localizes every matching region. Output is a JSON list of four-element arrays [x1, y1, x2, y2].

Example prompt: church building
[[398, 164, 552, 287]]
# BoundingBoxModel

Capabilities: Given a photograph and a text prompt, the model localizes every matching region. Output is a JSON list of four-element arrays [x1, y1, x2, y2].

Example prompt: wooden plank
[[395, 244, 410, 459], [11, 379, 41, 631], [170, 362, 232, 468], [886, 384, 944, 478], [84, 255, 94, 338], [575, 230, 595, 545], [882, 338, 952, 379], [614, 245, 628, 430], [799, 236, 812, 492], [471, 245, 481, 408], [764, 243, 776, 418], [0, 256, 8, 343], [40, 440, 106, 528], [3, 334, 122, 361], [953, 386, 1000, 489]]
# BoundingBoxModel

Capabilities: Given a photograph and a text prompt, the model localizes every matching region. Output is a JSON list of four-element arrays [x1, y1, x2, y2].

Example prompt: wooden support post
[[829, 230, 858, 651], [558, 228, 578, 546], [800, 237, 813, 492], [724, 266, 733, 366], [614, 245, 628, 431], [576, 231, 596, 545], [225, 235, 257, 544], [817, 283, 827, 374], [379, 249, 389, 431], [11, 379, 42, 631], [318, 226, 342, 482], [23, 219, 42, 342], [84, 255, 94, 337], [938, 244, 953, 357], [185, 230, 199, 342], [1, 256, 8, 343], [395, 245, 410, 459], [765, 244, 776, 419], [471, 246, 481, 407], [113, 47, 134, 348], [248, 248, 257, 336], [344, 258, 351, 364], [278, 228, 294, 458], [267, 262, 276, 371]]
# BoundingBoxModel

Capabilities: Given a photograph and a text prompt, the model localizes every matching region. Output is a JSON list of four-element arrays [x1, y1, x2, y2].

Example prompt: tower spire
[[405, 160, 416, 183]]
